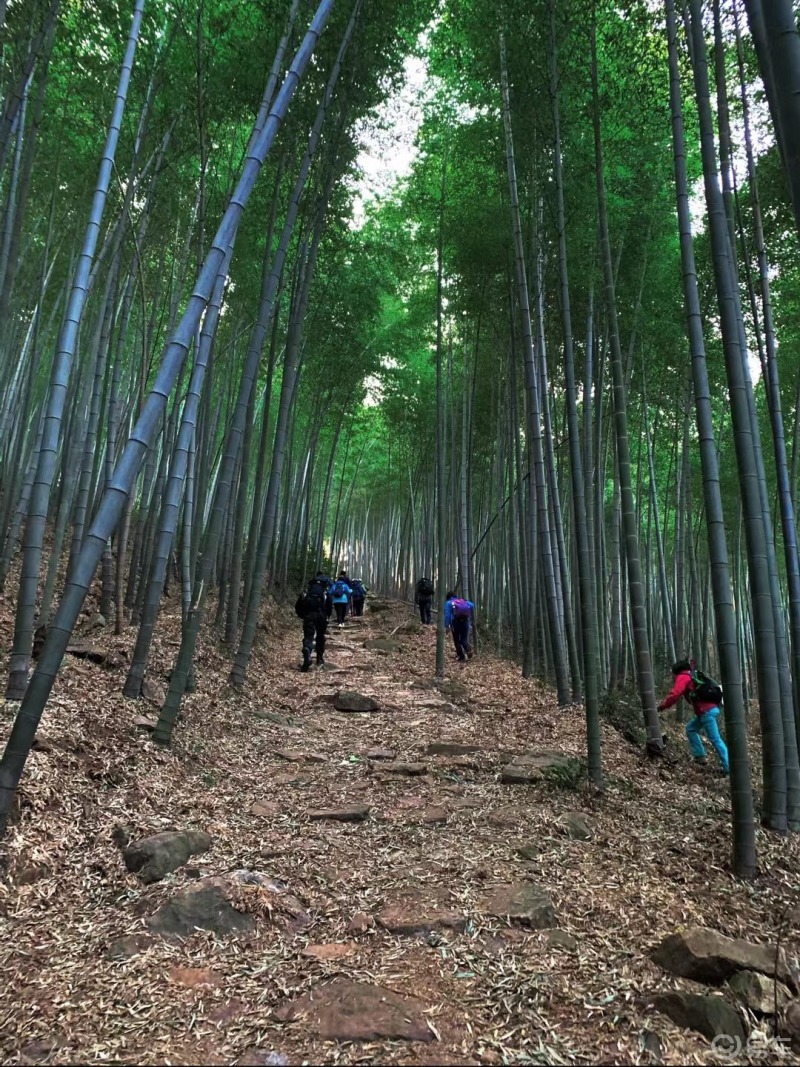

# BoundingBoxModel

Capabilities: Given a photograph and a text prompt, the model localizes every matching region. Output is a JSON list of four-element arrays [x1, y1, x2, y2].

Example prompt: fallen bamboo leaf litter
[[0, 589, 799, 1065]]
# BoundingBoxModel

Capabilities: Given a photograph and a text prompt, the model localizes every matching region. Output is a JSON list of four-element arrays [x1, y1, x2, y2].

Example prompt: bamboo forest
[[6, 0, 800, 1062]]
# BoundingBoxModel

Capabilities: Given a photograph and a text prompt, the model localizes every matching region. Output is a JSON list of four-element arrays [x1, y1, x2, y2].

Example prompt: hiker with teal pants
[[657, 659, 729, 774]]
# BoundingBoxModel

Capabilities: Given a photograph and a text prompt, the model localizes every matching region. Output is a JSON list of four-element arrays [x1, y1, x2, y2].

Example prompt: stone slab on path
[[484, 882, 556, 928], [378, 902, 466, 937], [364, 639, 403, 654], [307, 804, 370, 823], [384, 762, 427, 777], [301, 943, 356, 962], [366, 747, 396, 761], [274, 980, 433, 1042], [334, 692, 381, 713], [501, 751, 576, 784], [426, 741, 480, 757]]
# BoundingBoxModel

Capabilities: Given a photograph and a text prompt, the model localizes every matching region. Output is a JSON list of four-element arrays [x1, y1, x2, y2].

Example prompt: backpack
[[351, 580, 365, 597], [296, 580, 327, 618], [331, 580, 347, 598], [419, 578, 434, 597], [688, 668, 723, 706], [450, 597, 471, 619]]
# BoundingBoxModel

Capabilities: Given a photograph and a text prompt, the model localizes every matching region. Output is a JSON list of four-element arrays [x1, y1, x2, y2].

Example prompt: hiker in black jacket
[[295, 576, 332, 671], [415, 577, 434, 624], [350, 578, 367, 616]]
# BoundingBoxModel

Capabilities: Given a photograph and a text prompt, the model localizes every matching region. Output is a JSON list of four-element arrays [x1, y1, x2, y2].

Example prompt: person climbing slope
[[415, 576, 434, 624], [657, 659, 729, 774], [329, 571, 352, 628], [444, 590, 475, 664], [350, 577, 367, 617], [295, 575, 332, 672]]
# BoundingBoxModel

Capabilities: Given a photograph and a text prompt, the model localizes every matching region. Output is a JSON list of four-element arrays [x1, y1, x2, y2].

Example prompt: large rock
[[500, 751, 575, 784], [334, 691, 381, 713], [426, 741, 480, 757], [377, 904, 466, 937], [782, 1000, 800, 1050], [147, 876, 254, 938], [651, 991, 746, 1044], [651, 928, 795, 988], [484, 882, 556, 928], [123, 829, 211, 884], [364, 639, 402, 654], [728, 970, 790, 1015], [274, 980, 433, 1042]]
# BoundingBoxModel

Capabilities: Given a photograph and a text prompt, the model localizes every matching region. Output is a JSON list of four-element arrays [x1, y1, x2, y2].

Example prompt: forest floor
[[1, 591, 800, 1066]]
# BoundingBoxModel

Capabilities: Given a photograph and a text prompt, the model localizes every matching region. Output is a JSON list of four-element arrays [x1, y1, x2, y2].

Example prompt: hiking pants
[[686, 707, 729, 772], [302, 612, 327, 663], [418, 597, 432, 625], [451, 616, 471, 661], [334, 602, 347, 624], [352, 597, 365, 617]]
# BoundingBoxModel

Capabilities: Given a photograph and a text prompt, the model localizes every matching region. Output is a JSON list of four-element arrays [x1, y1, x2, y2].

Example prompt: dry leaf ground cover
[[1, 587, 799, 1066]]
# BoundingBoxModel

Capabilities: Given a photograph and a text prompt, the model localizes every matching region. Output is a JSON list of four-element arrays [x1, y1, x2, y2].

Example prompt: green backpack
[[688, 667, 723, 706]]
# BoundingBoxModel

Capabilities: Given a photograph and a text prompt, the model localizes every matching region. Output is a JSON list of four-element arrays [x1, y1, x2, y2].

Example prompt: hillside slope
[[1, 594, 798, 1066]]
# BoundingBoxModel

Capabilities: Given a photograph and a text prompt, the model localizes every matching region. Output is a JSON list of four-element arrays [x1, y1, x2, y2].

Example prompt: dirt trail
[[1, 595, 799, 1066]]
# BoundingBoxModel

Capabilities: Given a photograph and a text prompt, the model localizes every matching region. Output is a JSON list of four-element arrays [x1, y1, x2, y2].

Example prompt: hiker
[[350, 577, 367, 617], [444, 590, 475, 663], [316, 570, 333, 592], [295, 575, 332, 672], [415, 576, 434, 624], [329, 572, 353, 628], [657, 659, 729, 774]]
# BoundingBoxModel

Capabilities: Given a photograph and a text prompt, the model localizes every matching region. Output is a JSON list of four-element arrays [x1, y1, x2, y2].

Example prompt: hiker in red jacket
[[657, 659, 729, 773]]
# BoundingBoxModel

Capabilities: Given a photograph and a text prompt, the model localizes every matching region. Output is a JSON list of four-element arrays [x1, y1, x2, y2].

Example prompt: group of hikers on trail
[[294, 570, 367, 672], [295, 570, 728, 774]]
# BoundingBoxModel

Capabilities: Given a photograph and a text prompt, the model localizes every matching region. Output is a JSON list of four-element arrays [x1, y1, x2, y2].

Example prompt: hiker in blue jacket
[[444, 591, 475, 663], [329, 572, 353, 628]]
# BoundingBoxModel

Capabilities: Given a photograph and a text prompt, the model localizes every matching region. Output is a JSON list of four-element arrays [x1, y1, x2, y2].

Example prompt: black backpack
[[419, 578, 434, 597], [688, 668, 723, 706], [296, 580, 327, 618], [351, 580, 365, 597]]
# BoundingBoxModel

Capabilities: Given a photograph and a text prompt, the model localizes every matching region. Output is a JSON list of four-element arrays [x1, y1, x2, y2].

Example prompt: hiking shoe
[[316, 658, 325, 667], [693, 757, 708, 767], [466, 647, 474, 659], [301, 661, 310, 673]]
